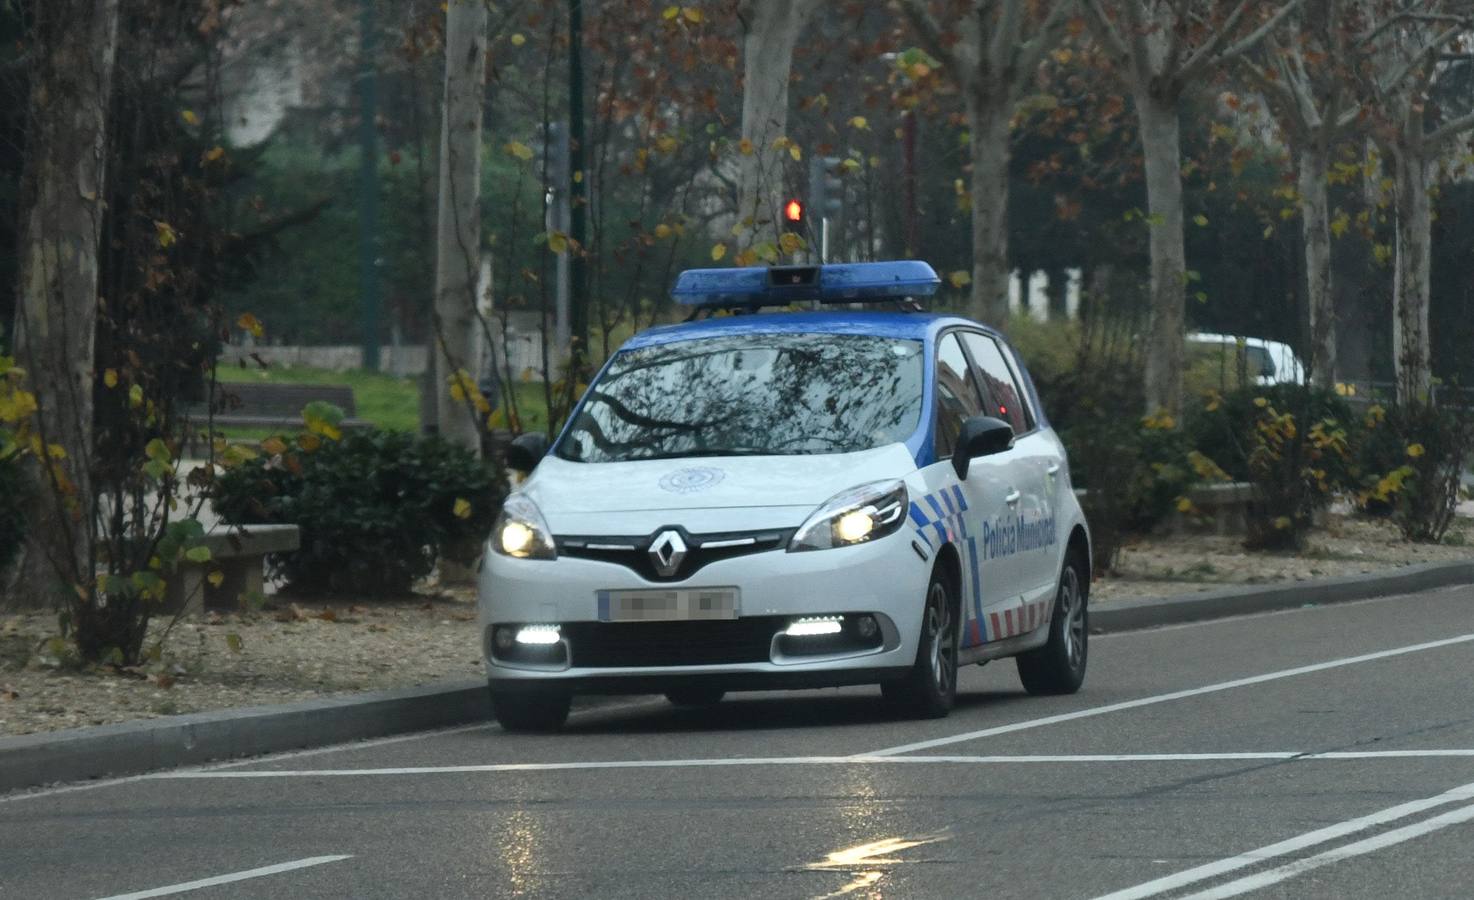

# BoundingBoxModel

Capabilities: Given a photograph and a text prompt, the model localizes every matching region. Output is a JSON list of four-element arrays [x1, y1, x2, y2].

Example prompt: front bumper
[[478, 529, 931, 691]]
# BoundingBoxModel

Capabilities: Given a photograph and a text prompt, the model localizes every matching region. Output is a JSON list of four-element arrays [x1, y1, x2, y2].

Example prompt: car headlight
[[789, 480, 909, 552], [490, 494, 557, 560]]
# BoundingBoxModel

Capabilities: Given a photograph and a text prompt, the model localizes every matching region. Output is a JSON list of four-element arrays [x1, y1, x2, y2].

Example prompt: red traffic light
[[783, 198, 805, 223]]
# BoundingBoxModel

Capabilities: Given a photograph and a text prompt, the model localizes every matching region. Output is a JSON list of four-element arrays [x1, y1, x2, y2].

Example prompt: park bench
[[165, 524, 301, 614], [190, 382, 373, 432]]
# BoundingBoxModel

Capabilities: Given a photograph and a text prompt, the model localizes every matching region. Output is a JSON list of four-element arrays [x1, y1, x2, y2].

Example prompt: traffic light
[[783, 198, 805, 225], [808, 156, 845, 222]]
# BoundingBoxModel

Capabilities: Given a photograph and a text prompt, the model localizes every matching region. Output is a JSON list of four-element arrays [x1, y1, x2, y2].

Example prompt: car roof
[[621, 310, 997, 351]]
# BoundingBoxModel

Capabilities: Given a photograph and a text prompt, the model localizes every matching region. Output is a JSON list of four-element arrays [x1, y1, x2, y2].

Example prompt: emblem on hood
[[658, 466, 725, 495], [648, 530, 688, 577]]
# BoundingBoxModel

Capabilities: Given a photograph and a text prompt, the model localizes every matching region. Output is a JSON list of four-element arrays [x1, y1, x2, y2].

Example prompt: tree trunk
[[966, 92, 1011, 325], [1135, 93, 1187, 418], [432, 0, 486, 452], [1391, 146, 1433, 404], [736, 0, 814, 252], [1298, 144, 1336, 387], [7, 0, 121, 609]]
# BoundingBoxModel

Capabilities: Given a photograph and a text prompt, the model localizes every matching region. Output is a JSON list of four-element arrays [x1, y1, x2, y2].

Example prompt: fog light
[[785, 615, 843, 637], [856, 615, 878, 639], [494, 626, 516, 651], [514, 624, 561, 645]]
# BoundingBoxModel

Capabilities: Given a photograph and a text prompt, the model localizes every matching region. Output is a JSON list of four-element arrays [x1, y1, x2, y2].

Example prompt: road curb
[[1092, 559, 1474, 633], [0, 678, 491, 795]]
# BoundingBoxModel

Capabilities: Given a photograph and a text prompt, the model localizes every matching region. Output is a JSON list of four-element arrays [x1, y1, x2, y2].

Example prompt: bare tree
[[897, 0, 1068, 324], [432, 0, 487, 451], [8, 0, 121, 606], [735, 0, 819, 252], [1081, 0, 1303, 417], [1351, 0, 1474, 403], [1241, 0, 1361, 386]]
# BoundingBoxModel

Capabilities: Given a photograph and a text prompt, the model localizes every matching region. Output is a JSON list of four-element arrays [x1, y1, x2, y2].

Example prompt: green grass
[[214, 365, 552, 435]]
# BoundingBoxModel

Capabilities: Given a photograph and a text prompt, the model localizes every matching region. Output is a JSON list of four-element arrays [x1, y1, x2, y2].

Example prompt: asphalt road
[[5, 585, 1474, 899]]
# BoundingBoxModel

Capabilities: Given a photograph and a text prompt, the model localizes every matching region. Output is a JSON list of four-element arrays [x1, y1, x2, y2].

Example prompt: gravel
[[2, 513, 1469, 736]]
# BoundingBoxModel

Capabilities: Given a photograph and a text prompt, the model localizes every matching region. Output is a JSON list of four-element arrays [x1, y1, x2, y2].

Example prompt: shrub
[[1356, 402, 1472, 543], [213, 429, 505, 595], [1188, 385, 1353, 550]]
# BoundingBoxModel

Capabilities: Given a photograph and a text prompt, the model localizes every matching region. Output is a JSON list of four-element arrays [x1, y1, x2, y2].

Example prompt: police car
[[479, 260, 1090, 731]]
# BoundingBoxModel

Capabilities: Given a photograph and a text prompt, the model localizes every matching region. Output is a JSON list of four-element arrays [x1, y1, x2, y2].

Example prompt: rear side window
[[934, 333, 985, 457], [961, 333, 1033, 435]]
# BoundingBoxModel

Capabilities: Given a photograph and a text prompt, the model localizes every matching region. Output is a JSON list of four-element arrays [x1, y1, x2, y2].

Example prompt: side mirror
[[951, 416, 1014, 480], [506, 432, 551, 474]]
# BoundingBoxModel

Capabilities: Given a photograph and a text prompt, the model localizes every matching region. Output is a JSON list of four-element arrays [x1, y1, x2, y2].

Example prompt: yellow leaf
[[510, 33, 526, 46], [1176, 497, 1194, 513], [207, 570, 225, 588], [778, 232, 804, 255], [1253, 397, 1269, 408], [1407, 443, 1426, 458], [504, 141, 534, 161], [1273, 516, 1293, 530], [128, 384, 144, 409], [573, 170, 583, 183], [203, 146, 226, 163], [261, 436, 288, 456], [711, 242, 727, 261], [662, 5, 679, 19], [656, 135, 678, 154], [547, 231, 569, 254], [154, 221, 178, 248], [848, 116, 869, 130], [1193, 214, 1208, 226], [181, 109, 199, 125], [788, 143, 802, 161], [103, 369, 118, 388], [948, 270, 971, 289], [738, 138, 754, 156], [682, 6, 703, 23], [236, 313, 264, 338], [453, 498, 472, 519], [734, 249, 759, 267], [297, 433, 322, 452]]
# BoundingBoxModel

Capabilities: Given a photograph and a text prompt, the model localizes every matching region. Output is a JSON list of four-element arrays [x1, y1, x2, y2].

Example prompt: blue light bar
[[671, 260, 941, 307]]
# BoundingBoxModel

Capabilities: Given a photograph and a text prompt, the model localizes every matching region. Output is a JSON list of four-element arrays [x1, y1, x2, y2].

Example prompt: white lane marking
[[1092, 779, 1474, 900], [92, 855, 351, 900], [150, 749, 1474, 779], [0, 697, 667, 803], [862, 631, 1474, 756], [1180, 800, 1474, 900]]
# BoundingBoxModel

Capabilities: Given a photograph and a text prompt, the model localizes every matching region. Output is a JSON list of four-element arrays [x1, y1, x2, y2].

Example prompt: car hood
[[521, 444, 917, 518]]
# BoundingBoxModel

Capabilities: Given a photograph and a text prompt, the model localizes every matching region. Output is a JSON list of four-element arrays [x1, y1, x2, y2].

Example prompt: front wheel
[[490, 685, 572, 733], [882, 567, 958, 718], [1016, 553, 1088, 695]]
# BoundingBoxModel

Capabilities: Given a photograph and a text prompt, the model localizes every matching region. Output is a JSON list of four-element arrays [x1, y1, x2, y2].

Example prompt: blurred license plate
[[597, 588, 739, 622]]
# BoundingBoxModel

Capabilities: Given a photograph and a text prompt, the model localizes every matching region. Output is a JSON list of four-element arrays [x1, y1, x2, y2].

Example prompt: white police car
[[479, 260, 1090, 731]]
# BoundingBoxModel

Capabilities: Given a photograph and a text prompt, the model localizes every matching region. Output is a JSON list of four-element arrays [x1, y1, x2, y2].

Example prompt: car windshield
[[556, 332, 925, 463]]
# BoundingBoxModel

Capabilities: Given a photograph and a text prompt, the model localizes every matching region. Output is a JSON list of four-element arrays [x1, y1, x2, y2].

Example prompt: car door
[[959, 331, 1056, 637], [929, 331, 1028, 648]]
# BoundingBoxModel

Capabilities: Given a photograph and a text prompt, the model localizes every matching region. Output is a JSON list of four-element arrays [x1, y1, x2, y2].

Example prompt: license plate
[[597, 588, 740, 622]]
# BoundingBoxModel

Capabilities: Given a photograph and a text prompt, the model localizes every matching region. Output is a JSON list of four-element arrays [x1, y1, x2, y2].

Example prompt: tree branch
[[895, 0, 971, 82], [1079, 0, 1131, 66], [1428, 109, 1474, 146], [1012, 0, 1073, 98], [1182, 0, 1306, 82]]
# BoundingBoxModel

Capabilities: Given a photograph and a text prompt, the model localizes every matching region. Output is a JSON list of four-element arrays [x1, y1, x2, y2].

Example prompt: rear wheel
[[882, 567, 958, 718], [665, 687, 725, 707], [1016, 553, 1088, 695], [490, 686, 572, 733]]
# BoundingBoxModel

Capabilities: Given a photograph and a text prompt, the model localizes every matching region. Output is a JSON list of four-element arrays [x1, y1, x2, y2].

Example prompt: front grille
[[557, 527, 791, 582], [561, 618, 785, 667]]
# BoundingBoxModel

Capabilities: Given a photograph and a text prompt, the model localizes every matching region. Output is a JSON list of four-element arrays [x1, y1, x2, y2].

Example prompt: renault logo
[[648, 530, 687, 577]]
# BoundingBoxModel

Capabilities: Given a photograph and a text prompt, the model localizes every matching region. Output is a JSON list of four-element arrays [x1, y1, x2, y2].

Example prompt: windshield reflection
[[557, 333, 924, 463]]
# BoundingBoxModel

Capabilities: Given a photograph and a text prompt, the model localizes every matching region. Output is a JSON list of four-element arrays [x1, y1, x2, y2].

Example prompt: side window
[[961, 333, 1033, 435], [934, 333, 985, 457]]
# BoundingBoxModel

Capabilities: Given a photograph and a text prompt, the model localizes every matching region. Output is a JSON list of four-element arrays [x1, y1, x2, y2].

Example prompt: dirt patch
[[0, 588, 482, 736], [1093, 513, 1474, 603]]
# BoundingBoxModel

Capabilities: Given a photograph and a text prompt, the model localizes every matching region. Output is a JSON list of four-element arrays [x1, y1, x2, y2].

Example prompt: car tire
[[881, 566, 958, 718], [665, 687, 726, 707], [490, 686, 572, 733], [1016, 551, 1088, 696]]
